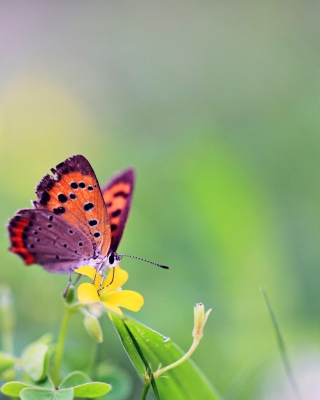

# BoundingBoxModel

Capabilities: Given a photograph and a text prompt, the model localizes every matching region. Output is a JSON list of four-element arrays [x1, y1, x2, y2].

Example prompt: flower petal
[[75, 266, 95, 279], [77, 283, 100, 304], [105, 290, 144, 312], [75, 266, 102, 288], [102, 266, 128, 292], [101, 302, 123, 316]]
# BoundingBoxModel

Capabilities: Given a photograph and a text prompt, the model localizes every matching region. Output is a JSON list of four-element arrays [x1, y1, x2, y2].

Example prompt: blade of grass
[[260, 286, 302, 400]]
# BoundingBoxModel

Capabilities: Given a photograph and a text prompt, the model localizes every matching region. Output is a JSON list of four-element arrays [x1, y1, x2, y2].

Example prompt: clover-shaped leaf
[[20, 387, 73, 400], [1, 371, 111, 399], [1, 381, 31, 397], [59, 371, 91, 388], [22, 342, 50, 382], [60, 371, 111, 398]]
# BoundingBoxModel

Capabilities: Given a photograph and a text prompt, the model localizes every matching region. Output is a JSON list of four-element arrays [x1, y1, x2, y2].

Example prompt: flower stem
[[140, 380, 151, 400], [52, 304, 72, 385], [154, 338, 199, 379]]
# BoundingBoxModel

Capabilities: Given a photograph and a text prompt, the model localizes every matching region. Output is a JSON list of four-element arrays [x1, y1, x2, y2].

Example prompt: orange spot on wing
[[9, 217, 35, 265], [103, 182, 131, 204]]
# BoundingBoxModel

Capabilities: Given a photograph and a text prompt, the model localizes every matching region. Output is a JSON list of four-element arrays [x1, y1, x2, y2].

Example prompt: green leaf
[[59, 371, 91, 388], [120, 321, 160, 400], [1, 381, 31, 397], [37, 333, 54, 345], [36, 376, 56, 390], [95, 363, 132, 400], [111, 314, 222, 400], [20, 387, 73, 400], [59, 371, 111, 398], [73, 382, 111, 397], [22, 342, 50, 381], [0, 352, 16, 373]]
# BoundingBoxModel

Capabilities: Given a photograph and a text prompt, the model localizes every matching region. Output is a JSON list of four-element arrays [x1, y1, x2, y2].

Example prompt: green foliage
[[95, 364, 133, 400], [1, 372, 111, 399], [0, 282, 216, 399], [22, 342, 50, 382], [59, 371, 111, 398], [1, 382, 30, 397], [111, 314, 221, 400], [20, 387, 73, 400]]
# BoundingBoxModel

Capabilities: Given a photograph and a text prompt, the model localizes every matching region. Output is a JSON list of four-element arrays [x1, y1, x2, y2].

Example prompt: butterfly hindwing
[[101, 168, 135, 252], [34, 155, 111, 258], [8, 209, 94, 273]]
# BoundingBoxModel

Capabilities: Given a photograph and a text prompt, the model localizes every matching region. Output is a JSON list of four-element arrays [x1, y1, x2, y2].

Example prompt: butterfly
[[7, 155, 168, 274]]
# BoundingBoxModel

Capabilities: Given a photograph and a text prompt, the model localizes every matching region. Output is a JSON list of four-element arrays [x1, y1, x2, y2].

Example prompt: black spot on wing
[[113, 191, 128, 198], [58, 194, 68, 203], [84, 202, 94, 211], [53, 207, 66, 215], [112, 209, 121, 218]]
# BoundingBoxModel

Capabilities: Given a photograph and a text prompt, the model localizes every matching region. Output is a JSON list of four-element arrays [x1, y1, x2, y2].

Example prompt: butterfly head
[[102, 251, 122, 270]]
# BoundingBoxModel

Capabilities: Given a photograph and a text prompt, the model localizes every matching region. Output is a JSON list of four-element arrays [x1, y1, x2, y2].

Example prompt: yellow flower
[[75, 266, 144, 316]]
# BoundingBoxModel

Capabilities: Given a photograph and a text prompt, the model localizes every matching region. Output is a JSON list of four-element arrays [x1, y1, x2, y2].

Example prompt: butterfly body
[[8, 155, 134, 274]]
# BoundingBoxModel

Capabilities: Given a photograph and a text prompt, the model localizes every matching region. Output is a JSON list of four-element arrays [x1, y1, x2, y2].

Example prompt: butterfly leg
[[62, 273, 72, 298], [108, 267, 115, 285], [62, 272, 81, 298], [93, 268, 105, 294], [96, 268, 115, 293]]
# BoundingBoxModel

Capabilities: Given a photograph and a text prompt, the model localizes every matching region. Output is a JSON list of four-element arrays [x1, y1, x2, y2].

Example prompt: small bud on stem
[[153, 303, 212, 379]]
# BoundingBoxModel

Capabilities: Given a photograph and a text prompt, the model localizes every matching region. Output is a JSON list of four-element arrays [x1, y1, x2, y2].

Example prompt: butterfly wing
[[8, 209, 94, 273], [33, 155, 111, 258], [101, 168, 135, 252]]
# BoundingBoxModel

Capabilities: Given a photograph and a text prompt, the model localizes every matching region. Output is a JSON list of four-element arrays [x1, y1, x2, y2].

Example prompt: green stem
[[140, 380, 151, 400], [154, 338, 199, 379], [52, 304, 72, 385]]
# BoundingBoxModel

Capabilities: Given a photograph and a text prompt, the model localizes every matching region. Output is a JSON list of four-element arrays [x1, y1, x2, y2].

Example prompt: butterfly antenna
[[118, 254, 169, 269]]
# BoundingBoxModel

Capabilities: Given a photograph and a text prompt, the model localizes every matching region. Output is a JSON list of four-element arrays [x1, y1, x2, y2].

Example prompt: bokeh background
[[1, 1, 320, 399]]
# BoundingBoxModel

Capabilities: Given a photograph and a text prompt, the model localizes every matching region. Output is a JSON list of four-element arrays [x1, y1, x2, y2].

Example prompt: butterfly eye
[[109, 253, 115, 265]]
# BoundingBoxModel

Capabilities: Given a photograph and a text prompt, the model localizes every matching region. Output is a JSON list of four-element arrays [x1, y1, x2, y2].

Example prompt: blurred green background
[[1, 1, 320, 399]]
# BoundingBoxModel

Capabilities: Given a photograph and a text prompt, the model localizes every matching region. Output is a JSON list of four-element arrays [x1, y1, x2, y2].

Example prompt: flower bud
[[64, 285, 75, 304], [84, 314, 103, 343], [192, 303, 212, 341]]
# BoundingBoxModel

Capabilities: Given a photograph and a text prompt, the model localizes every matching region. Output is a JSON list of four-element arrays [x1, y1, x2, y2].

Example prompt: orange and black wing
[[101, 168, 135, 252], [33, 155, 111, 258]]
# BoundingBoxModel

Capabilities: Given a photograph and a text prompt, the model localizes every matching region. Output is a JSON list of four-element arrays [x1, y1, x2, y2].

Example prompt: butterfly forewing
[[8, 209, 94, 273], [7, 156, 136, 274], [101, 168, 135, 252], [34, 155, 111, 258]]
